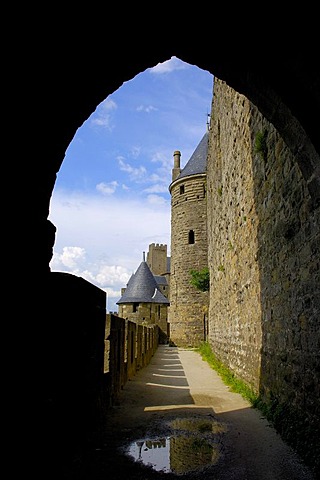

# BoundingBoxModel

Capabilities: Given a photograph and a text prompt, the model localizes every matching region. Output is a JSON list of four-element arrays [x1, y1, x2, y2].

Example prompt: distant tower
[[117, 254, 170, 343], [147, 243, 167, 275], [147, 243, 170, 300], [168, 132, 209, 347]]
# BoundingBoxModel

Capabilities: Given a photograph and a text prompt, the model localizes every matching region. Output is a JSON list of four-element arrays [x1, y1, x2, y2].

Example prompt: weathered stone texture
[[207, 78, 320, 424], [169, 174, 209, 347], [147, 243, 168, 275], [118, 302, 168, 332]]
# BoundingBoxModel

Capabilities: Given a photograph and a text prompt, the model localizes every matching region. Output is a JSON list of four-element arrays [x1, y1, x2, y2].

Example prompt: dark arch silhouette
[[14, 19, 319, 479], [20, 33, 320, 273]]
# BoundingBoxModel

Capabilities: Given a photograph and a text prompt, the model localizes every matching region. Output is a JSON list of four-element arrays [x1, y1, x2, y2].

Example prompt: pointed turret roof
[[176, 131, 208, 180], [117, 261, 170, 305]]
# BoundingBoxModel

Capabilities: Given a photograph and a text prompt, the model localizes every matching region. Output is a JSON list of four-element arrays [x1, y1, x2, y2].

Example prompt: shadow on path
[[76, 345, 315, 480]]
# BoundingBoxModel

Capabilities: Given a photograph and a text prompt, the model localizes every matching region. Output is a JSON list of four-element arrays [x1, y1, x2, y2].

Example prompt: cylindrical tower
[[168, 132, 209, 347]]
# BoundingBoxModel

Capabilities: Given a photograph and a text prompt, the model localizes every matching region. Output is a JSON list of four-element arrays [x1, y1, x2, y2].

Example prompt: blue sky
[[49, 56, 213, 312]]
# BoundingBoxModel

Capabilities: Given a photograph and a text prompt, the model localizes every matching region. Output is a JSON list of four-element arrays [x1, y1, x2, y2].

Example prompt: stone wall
[[207, 78, 319, 464], [45, 272, 107, 461], [118, 302, 169, 343], [147, 243, 168, 275], [169, 173, 209, 347], [207, 79, 263, 390], [104, 314, 159, 405]]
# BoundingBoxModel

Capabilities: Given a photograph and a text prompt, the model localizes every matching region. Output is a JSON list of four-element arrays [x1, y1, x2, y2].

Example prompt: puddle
[[124, 417, 226, 475], [127, 437, 171, 473]]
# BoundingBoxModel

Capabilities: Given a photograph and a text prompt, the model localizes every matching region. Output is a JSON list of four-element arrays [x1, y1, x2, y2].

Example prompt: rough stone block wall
[[136, 324, 144, 370], [169, 175, 208, 347], [104, 313, 126, 403], [207, 79, 262, 390], [207, 78, 319, 427], [126, 320, 137, 380], [118, 303, 168, 343], [147, 243, 168, 275]]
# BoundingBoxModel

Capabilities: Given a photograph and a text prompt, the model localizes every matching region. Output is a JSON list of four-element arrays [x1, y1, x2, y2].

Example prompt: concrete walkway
[[86, 345, 315, 479]]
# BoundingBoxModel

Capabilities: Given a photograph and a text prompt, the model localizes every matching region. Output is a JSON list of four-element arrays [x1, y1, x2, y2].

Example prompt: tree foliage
[[189, 267, 210, 292]]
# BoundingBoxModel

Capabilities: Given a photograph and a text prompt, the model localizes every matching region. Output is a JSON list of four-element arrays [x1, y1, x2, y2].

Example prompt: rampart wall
[[207, 78, 319, 468], [45, 273, 159, 466], [104, 313, 159, 406]]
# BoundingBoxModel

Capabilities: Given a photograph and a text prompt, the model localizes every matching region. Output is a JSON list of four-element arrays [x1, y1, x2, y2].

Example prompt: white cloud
[[96, 181, 119, 195], [146, 194, 168, 205], [118, 157, 147, 181], [116, 149, 172, 190], [48, 58, 212, 313], [91, 98, 117, 129], [136, 104, 158, 113], [150, 56, 189, 74], [49, 190, 170, 312], [50, 246, 87, 270], [148, 172, 168, 183], [102, 98, 118, 111], [143, 184, 169, 194], [96, 265, 131, 287], [130, 146, 141, 158], [150, 151, 173, 167]]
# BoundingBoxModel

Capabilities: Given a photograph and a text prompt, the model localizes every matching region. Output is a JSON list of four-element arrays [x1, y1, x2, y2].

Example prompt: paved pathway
[[83, 345, 315, 479]]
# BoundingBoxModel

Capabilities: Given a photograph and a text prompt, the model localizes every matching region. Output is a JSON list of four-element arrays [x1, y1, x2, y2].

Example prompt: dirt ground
[[71, 345, 316, 479]]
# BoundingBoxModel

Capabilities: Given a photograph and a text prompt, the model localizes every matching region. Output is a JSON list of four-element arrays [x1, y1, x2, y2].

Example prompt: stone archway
[[16, 27, 319, 478], [21, 38, 319, 276]]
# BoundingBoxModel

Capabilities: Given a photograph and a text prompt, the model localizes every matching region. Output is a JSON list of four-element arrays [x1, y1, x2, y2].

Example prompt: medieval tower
[[168, 130, 209, 347], [147, 243, 167, 275], [146, 243, 170, 299]]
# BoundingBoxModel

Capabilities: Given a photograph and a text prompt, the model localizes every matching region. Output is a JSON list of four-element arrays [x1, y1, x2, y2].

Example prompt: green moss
[[196, 342, 257, 404], [195, 341, 320, 475], [189, 267, 210, 292], [255, 129, 268, 160]]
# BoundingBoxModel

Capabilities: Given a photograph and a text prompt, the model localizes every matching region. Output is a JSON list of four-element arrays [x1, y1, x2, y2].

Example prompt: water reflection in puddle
[[127, 437, 171, 473], [125, 417, 226, 474]]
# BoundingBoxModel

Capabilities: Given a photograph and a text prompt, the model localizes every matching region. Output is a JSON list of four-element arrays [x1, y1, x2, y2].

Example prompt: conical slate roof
[[117, 261, 170, 305], [176, 131, 208, 180], [154, 275, 168, 286]]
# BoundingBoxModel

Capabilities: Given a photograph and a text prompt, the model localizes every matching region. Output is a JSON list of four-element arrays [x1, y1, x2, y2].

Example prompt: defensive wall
[[104, 313, 159, 407], [207, 78, 319, 471], [45, 273, 159, 468]]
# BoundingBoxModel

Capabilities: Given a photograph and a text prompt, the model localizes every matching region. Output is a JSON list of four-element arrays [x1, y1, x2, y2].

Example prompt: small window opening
[[133, 302, 139, 312], [188, 230, 195, 244], [180, 185, 185, 194]]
